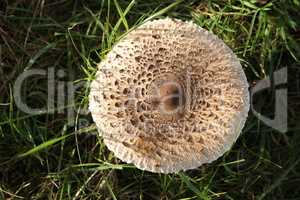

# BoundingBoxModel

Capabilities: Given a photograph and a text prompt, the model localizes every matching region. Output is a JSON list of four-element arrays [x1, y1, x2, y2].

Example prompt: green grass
[[0, 0, 300, 199]]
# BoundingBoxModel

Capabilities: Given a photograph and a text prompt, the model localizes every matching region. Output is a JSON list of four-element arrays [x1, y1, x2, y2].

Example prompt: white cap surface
[[89, 18, 249, 173]]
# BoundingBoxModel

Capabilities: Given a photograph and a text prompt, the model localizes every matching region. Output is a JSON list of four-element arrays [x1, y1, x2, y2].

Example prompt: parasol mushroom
[[89, 18, 249, 173]]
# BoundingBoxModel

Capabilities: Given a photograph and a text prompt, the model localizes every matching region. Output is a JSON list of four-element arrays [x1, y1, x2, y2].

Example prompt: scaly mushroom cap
[[89, 18, 249, 173]]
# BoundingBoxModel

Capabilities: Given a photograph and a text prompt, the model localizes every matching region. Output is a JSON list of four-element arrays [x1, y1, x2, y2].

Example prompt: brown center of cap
[[148, 74, 186, 121], [159, 82, 184, 112]]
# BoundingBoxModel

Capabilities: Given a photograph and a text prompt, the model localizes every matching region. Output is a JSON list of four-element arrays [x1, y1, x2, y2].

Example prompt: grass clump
[[0, 0, 300, 199]]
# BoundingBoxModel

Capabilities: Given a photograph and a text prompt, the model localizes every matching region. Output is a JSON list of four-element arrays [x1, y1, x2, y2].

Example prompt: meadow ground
[[0, 0, 300, 199]]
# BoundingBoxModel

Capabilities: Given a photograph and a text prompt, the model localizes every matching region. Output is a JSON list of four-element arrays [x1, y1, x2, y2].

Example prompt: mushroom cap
[[89, 18, 249, 173]]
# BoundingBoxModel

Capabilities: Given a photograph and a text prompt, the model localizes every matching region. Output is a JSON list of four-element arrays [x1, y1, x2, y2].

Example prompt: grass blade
[[258, 159, 300, 200], [17, 133, 72, 158], [17, 124, 96, 158], [178, 172, 210, 200], [25, 42, 56, 70]]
